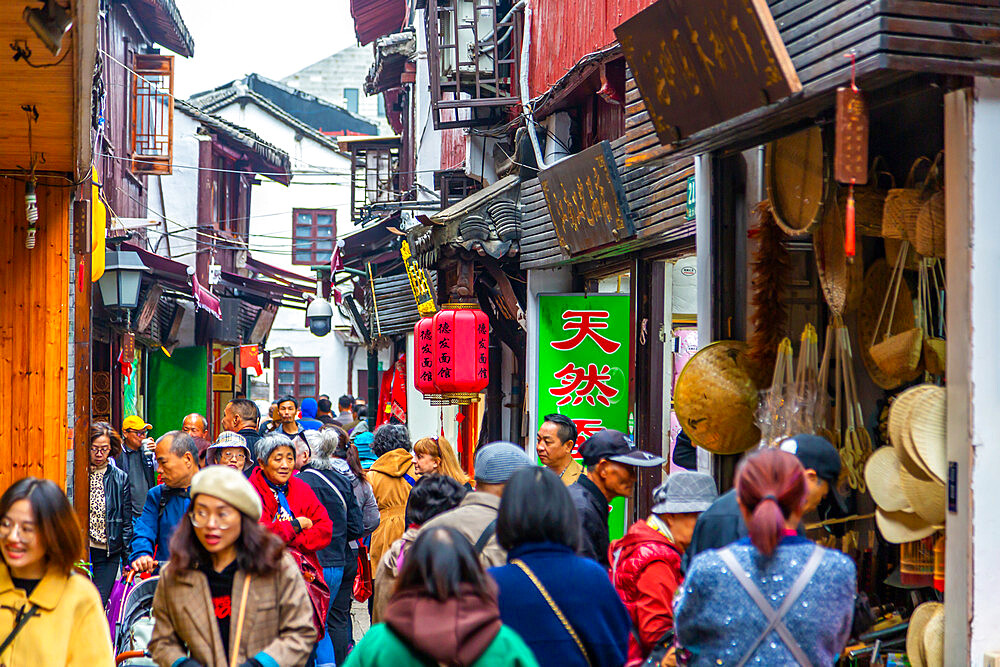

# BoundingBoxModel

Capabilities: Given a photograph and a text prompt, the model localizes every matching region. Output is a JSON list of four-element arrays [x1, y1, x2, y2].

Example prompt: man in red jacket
[[610, 471, 717, 667]]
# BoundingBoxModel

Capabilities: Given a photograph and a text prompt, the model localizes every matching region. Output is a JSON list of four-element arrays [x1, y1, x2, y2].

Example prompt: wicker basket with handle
[[882, 156, 932, 241], [869, 241, 924, 378]]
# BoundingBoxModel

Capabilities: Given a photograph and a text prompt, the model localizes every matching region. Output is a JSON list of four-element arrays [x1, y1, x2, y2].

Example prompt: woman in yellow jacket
[[0, 477, 114, 666], [367, 424, 417, 571]]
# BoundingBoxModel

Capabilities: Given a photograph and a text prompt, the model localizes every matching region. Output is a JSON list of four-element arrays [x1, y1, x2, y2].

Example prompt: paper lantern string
[[844, 52, 858, 259]]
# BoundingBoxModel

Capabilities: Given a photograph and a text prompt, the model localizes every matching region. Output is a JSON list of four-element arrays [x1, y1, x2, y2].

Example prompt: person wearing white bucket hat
[[610, 472, 718, 666]]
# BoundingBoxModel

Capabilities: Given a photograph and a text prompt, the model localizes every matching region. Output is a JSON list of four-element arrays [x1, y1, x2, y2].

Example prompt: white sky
[[172, 0, 359, 98]]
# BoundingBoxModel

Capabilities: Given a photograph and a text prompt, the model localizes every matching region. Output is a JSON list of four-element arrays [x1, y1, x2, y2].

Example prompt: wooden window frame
[[131, 54, 174, 175], [292, 208, 337, 266], [274, 356, 320, 401]]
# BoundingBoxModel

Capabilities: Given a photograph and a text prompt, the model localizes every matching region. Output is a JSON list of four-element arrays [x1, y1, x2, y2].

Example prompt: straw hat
[[766, 126, 826, 236], [899, 465, 946, 525], [908, 385, 946, 483], [888, 384, 937, 479], [674, 341, 760, 455], [906, 602, 943, 667], [865, 446, 912, 513], [922, 605, 945, 666], [876, 507, 940, 544]]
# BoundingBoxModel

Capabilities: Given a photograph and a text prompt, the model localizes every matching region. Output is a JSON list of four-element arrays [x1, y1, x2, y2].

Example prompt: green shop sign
[[537, 293, 632, 539]]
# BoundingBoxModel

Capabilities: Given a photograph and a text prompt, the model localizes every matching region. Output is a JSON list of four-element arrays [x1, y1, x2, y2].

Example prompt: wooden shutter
[[131, 54, 174, 175]]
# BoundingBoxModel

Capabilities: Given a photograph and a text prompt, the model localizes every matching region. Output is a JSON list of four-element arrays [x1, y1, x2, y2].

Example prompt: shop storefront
[[614, 0, 1000, 660]]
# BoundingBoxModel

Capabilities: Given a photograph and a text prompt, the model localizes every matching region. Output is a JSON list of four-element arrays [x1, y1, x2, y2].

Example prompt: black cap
[[778, 433, 847, 515], [579, 429, 665, 468]]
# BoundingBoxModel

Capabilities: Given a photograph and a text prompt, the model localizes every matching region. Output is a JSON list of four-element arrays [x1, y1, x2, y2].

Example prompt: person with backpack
[[673, 448, 856, 665], [418, 442, 533, 568], [372, 475, 467, 623], [345, 526, 539, 667], [610, 472, 717, 667], [0, 478, 114, 665], [490, 467, 630, 667], [150, 466, 315, 666], [367, 424, 417, 572], [299, 430, 364, 666]]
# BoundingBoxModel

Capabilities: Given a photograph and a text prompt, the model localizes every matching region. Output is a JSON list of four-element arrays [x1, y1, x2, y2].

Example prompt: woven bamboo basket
[[914, 191, 945, 258], [923, 338, 946, 376], [814, 191, 864, 315], [871, 328, 924, 377], [882, 157, 932, 241], [766, 126, 827, 236]]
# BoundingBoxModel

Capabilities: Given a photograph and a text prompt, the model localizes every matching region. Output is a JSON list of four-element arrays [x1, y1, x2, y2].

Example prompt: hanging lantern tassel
[[845, 182, 856, 260]]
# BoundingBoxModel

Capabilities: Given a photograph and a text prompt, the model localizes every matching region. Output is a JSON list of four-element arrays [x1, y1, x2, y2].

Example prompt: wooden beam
[[73, 196, 92, 533]]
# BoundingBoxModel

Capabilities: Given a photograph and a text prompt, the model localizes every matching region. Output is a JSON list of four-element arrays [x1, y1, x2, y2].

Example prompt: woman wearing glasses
[[0, 477, 114, 665], [205, 431, 253, 473], [89, 421, 132, 606], [150, 465, 315, 667]]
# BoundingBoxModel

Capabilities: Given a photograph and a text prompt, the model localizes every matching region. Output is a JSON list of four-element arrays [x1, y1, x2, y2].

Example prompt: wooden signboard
[[616, 0, 801, 146], [539, 141, 636, 256], [212, 373, 234, 392]]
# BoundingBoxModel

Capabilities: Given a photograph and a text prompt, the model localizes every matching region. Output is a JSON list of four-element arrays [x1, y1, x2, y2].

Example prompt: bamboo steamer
[[814, 191, 863, 314], [766, 126, 827, 236], [674, 341, 761, 455], [858, 259, 920, 389]]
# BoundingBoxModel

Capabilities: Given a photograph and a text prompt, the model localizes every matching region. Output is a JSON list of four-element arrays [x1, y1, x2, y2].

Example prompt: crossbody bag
[[511, 558, 591, 667]]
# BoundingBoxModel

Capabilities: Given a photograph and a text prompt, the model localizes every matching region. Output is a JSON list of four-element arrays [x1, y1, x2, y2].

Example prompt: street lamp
[[97, 249, 150, 311]]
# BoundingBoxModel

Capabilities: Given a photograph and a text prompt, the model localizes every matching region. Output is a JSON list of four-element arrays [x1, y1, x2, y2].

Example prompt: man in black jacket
[[568, 430, 665, 569], [116, 415, 157, 518], [299, 452, 364, 665], [223, 398, 263, 476]]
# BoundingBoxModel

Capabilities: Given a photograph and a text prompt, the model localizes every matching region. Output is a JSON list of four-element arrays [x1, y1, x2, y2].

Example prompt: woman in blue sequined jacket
[[674, 449, 855, 666]]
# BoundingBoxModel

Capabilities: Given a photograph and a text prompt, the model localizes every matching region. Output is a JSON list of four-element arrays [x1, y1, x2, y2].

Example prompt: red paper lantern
[[412, 304, 489, 405], [413, 316, 440, 399]]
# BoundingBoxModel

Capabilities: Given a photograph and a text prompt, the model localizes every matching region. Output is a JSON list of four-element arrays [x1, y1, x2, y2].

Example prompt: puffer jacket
[[610, 519, 684, 665], [368, 449, 416, 571]]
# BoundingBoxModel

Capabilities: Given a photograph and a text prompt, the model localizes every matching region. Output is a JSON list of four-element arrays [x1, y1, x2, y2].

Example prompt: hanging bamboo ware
[[838, 156, 893, 237], [859, 259, 918, 388], [919, 259, 947, 376], [882, 156, 932, 240], [674, 341, 760, 455], [914, 191, 945, 258], [869, 242, 924, 379], [865, 446, 911, 512], [758, 337, 794, 447], [815, 191, 864, 314], [766, 126, 827, 235]]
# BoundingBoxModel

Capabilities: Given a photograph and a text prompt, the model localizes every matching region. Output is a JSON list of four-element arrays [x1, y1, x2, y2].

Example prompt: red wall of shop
[[528, 0, 656, 95]]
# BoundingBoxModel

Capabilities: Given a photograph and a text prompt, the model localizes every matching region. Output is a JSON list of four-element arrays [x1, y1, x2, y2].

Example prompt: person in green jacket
[[345, 525, 539, 667]]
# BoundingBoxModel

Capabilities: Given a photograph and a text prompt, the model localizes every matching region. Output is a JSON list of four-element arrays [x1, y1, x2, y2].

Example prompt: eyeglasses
[[219, 451, 246, 463], [90, 446, 111, 454], [0, 518, 36, 542], [125, 429, 148, 435], [189, 508, 239, 530]]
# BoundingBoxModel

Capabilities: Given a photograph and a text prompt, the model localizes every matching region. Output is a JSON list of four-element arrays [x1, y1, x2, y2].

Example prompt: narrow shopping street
[[0, 0, 996, 665]]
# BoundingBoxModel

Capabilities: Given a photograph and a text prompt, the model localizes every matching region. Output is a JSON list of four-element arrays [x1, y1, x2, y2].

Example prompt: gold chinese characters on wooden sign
[[615, 0, 801, 145], [834, 87, 869, 185], [538, 141, 636, 256], [400, 240, 437, 316]]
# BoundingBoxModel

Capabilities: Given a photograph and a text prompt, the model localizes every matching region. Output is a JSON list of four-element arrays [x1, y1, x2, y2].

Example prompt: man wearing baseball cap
[[683, 433, 847, 569], [115, 415, 157, 517], [568, 430, 665, 569]]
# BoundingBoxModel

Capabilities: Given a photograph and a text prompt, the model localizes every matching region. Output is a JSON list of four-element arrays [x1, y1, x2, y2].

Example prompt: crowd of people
[[0, 396, 860, 666]]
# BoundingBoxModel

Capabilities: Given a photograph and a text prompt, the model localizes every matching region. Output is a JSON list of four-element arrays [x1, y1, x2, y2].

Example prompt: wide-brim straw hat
[[876, 507, 940, 544], [908, 385, 946, 483], [906, 602, 943, 667], [858, 259, 919, 389], [899, 465, 946, 525], [766, 126, 826, 235], [674, 341, 760, 455], [922, 605, 945, 666], [865, 446, 912, 513], [888, 384, 938, 479]]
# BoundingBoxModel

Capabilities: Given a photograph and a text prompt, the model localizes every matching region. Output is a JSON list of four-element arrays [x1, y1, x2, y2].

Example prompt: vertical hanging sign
[[537, 293, 632, 537]]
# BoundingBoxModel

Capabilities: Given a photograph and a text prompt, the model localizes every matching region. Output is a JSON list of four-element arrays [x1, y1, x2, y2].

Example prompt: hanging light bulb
[[24, 178, 38, 249]]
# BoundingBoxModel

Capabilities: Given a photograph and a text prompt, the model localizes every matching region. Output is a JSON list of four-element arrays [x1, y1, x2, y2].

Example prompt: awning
[[120, 241, 193, 295], [350, 0, 407, 46], [430, 174, 519, 226], [127, 0, 195, 57], [423, 174, 522, 260]]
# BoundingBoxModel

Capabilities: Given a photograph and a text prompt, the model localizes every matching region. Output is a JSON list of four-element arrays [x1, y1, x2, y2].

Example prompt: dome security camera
[[305, 297, 334, 337]]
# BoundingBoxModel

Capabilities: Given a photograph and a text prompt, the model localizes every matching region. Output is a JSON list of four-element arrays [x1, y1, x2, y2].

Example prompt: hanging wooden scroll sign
[[615, 0, 801, 145], [834, 54, 869, 260]]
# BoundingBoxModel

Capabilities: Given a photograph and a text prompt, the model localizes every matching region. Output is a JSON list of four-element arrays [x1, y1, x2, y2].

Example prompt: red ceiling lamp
[[413, 303, 489, 405]]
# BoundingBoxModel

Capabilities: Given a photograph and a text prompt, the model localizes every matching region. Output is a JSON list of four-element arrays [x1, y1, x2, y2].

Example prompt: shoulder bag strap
[[0, 604, 39, 656], [302, 468, 347, 511], [719, 546, 823, 667], [473, 518, 498, 554], [511, 558, 591, 667], [402, 473, 417, 487], [229, 573, 252, 667]]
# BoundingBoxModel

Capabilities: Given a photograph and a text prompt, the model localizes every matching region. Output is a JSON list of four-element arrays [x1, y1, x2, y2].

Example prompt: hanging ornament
[[412, 304, 490, 405], [834, 53, 869, 261]]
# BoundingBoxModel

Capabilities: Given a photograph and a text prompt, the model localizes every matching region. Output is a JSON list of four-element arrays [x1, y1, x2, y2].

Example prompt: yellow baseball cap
[[122, 415, 152, 431]]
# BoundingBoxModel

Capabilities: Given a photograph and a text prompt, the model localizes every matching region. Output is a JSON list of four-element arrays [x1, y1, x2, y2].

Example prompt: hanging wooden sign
[[121, 332, 136, 363], [834, 87, 869, 185], [616, 0, 801, 145], [539, 141, 636, 256]]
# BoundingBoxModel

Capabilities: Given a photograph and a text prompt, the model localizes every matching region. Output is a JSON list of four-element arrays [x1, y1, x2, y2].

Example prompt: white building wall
[[146, 111, 201, 264], [414, 9, 442, 201]]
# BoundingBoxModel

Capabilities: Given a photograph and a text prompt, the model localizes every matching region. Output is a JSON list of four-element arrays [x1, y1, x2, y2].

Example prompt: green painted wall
[[147, 346, 207, 439]]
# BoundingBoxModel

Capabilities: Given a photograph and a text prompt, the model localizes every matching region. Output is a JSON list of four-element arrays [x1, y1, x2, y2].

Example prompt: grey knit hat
[[474, 442, 532, 483], [651, 471, 718, 514]]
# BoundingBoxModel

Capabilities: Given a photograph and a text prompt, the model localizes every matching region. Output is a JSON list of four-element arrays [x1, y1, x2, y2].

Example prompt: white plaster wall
[[145, 110, 202, 264], [414, 9, 442, 201]]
